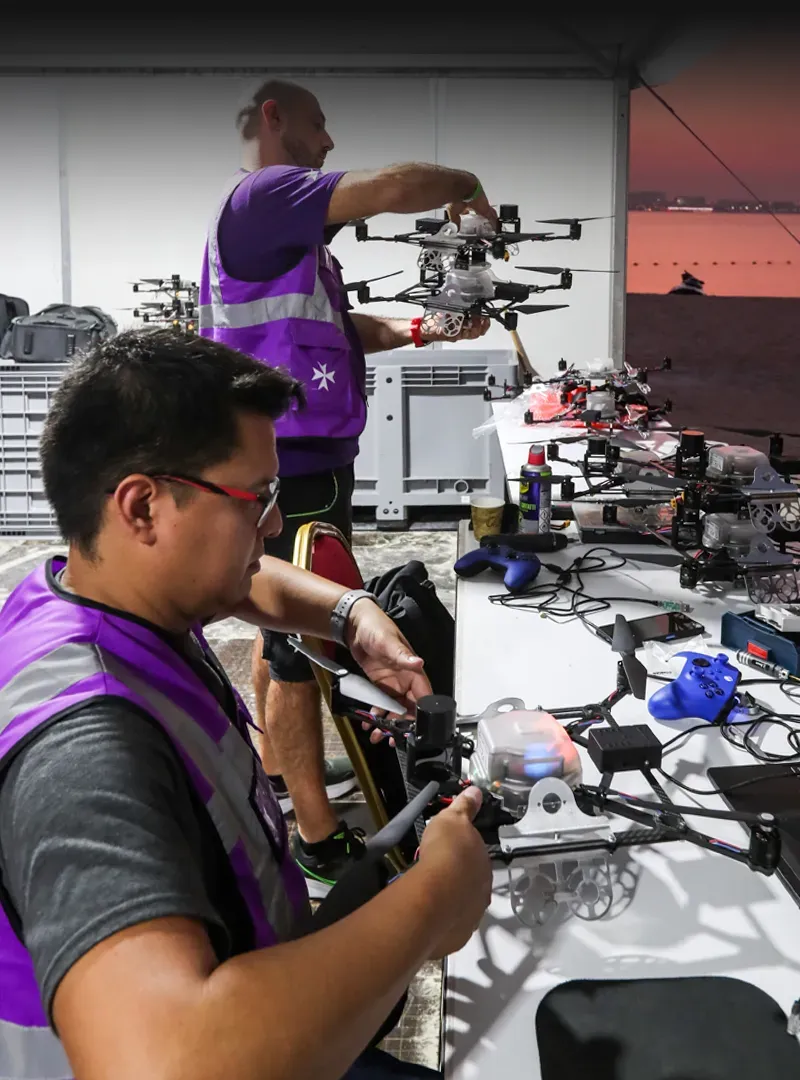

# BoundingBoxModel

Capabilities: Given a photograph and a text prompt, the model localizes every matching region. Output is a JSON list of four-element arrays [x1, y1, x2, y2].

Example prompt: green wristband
[[464, 181, 483, 204]]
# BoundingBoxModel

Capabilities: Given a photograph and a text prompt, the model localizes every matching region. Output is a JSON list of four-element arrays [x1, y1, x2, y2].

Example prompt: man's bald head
[[236, 79, 334, 169], [236, 79, 312, 140]]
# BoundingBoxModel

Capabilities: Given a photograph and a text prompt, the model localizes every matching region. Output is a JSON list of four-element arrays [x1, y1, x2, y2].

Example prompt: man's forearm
[[231, 557, 348, 637], [196, 865, 448, 1080], [349, 313, 415, 353], [382, 162, 479, 214]]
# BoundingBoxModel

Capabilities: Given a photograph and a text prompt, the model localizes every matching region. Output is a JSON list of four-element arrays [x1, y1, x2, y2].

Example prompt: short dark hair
[[40, 329, 304, 556], [236, 78, 310, 140]]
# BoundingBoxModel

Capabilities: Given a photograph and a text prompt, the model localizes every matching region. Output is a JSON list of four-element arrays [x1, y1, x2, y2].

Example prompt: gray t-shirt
[[0, 674, 256, 1020]]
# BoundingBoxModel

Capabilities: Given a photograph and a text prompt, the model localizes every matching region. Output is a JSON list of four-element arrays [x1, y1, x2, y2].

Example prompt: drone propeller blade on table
[[288, 637, 408, 716], [513, 303, 570, 315], [516, 266, 619, 275], [610, 614, 649, 700]]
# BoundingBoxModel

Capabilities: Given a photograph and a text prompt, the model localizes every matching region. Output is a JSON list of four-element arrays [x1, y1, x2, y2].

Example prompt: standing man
[[199, 78, 494, 895]]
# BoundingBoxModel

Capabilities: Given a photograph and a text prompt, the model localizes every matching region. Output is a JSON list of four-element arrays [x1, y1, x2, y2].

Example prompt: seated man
[[0, 329, 492, 1080]]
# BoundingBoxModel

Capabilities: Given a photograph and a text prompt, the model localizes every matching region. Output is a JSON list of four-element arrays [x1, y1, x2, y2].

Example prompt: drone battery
[[706, 445, 770, 481], [471, 709, 582, 816], [587, 725, 663, 775], [585, 391, 616, 419], [702, 513, 761, 554]]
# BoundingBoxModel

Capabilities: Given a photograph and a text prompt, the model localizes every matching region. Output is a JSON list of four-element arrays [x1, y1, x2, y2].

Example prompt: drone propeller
[[513, 303, 570, 315], [536, 217, 613, 225], [500, 231, 556, 243], [610, 614, 649, 700], [516, 266, 618, 275], [343, 269, 403, 292], [288, 638, 407, 716]]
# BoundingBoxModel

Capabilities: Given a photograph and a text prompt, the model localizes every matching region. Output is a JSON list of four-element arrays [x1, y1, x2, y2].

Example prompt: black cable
[[635, 72, 800, 250], [489, 546, 667, 629]]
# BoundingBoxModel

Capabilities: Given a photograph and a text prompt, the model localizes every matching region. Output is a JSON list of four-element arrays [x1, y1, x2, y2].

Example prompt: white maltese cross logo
[[311, 363, 336, 391]]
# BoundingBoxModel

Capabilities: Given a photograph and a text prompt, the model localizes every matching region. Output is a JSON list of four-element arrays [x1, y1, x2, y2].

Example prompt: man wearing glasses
[[0, 329, 492, 1080], [200, 77, 494, 894]]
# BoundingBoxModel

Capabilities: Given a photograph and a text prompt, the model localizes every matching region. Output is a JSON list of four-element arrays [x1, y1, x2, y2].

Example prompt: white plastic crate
[[354, 348, 518, 525], [0, 364, 65, 536]]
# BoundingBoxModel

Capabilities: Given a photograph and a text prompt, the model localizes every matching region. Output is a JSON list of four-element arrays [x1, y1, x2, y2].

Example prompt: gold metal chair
[[292, 521, 407, 872]]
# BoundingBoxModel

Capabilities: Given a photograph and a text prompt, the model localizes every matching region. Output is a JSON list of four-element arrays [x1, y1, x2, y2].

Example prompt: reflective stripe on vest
[[0, 1021, 70, 1080], [198, 170, 344, 334], [0, 642, 300, 944]]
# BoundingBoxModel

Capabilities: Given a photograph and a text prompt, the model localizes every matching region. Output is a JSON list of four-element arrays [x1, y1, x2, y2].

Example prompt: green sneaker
[[270, 756, 357, 814], [290, 821, 367, 899]]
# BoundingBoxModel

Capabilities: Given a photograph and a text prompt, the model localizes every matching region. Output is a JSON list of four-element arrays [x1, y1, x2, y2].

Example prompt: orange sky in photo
[[629, 28, 800, 203]]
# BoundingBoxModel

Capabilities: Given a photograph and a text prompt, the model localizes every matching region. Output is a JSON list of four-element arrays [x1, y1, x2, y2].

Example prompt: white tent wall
[[0, 73, 626, 376], [0, 80, 64, 311]]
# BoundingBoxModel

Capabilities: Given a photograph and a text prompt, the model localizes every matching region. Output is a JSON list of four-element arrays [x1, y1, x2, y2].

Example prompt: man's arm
[[327, 163, 497, 227], [227, 557, 349, 636], [52, 788, 491, 1080], [349, 312, 491, 354]]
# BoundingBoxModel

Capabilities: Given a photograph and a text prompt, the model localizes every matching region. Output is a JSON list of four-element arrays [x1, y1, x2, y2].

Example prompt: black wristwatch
[[330, 589, 378, 647]]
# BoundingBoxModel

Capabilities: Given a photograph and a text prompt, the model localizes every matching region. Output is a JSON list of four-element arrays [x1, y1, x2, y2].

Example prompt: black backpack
[[364, 559, 455, 697], [334, 560, 455, 864], [0, 294, 29, 345], [1, 303, 117, 362]]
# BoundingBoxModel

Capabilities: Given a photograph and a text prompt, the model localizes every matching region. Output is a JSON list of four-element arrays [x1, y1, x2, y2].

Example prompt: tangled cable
[[488, 546, 669, 628]]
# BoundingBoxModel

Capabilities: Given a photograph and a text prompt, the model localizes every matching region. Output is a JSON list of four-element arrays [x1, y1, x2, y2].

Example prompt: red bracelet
[[410, 316, 427, 348]]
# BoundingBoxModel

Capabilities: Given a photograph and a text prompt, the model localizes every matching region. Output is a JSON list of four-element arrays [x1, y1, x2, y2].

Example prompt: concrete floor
[[0, 529, 458, 1071]]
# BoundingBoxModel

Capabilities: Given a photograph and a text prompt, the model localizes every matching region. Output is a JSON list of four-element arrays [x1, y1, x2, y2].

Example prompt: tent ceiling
[[0, 18, 724, 84]]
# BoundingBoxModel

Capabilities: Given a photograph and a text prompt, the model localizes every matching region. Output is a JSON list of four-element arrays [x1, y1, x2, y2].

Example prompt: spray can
[[519, 445, 552, 534]]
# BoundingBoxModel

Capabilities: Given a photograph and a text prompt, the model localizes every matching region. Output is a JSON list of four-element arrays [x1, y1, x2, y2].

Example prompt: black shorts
[[260, 464, 355, 682]]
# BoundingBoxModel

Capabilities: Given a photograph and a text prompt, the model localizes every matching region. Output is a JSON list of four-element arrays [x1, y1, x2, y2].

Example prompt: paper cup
[[470, 494, 505, 541]]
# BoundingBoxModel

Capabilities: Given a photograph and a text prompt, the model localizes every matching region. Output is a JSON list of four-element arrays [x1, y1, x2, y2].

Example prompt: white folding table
[[442, 406, 800, 1078]]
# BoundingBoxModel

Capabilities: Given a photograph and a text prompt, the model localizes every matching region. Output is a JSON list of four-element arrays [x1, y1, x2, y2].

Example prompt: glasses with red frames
[[107, 473, 281, 528]]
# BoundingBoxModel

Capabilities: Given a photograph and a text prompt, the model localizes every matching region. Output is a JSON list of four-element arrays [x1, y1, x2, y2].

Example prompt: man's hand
[[345, 599, 432, 721], [446, 188, 498, 230], [422, 314, 491, 343], [417, 786, 493, 958]]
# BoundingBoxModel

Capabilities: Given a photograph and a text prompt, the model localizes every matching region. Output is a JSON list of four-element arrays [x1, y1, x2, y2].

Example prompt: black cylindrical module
[[679, 429, 705, 458], [587, 436, 608, 457], [499, 204, 518, 220], [749, 816, 781, 873], [415, 695, 457, 752]]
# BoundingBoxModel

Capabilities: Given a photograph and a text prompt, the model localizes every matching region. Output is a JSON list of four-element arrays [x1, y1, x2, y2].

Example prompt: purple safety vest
[[0, 558, 310, 1080], [198, 168, 367, 442]]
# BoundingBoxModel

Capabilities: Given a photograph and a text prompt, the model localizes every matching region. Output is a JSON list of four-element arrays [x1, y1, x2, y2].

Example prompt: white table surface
[[442, 408, 800, 1079]]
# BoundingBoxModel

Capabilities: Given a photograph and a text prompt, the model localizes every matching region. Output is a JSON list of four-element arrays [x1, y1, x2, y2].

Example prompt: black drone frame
[[347, 273, 571, 332], [291, 630, 782, 880], [345, 208, 612, 333]]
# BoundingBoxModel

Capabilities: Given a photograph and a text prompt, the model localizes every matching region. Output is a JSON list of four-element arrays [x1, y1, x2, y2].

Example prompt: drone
[[519, 355, 674, 431], [346, 205, 615, 338], [290, 627, 783, 928], [546, 428, 800, 601], [123, 274, 199, 332]]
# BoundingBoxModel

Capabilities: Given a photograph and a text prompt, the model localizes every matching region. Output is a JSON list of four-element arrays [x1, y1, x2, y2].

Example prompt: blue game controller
[[454, 544, 541, 593], [647, 652, 743, 723]]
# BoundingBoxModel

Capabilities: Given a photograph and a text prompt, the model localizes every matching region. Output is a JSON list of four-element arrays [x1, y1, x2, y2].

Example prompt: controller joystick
[[647, 651, 742, 723], [454, 543, 542, 593]]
